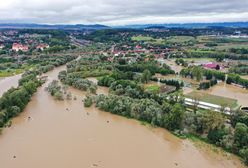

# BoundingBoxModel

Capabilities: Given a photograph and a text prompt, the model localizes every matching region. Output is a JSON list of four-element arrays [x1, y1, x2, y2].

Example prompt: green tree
[[192, 66, 203, 81], [141, 69, 151, 83], [163, 103, 184, 130], [202, 110, 225, 132], [84, 95, 94, 107], [240, 148, 248, 165], [234, 123, 248, 150]]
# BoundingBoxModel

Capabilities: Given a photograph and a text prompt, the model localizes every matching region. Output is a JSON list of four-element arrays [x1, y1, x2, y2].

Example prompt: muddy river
[[0, 66, 246, 168], [0, 74, 22, 97]]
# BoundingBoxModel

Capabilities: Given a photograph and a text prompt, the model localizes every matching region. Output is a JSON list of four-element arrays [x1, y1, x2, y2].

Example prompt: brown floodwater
[[160, 59, 183, 73], [155, 74, 248, 106], [155, 74, 197, 94], [0, 66, 246, 168], [241, 75, 248, 80], [0, 74, 22, 97]]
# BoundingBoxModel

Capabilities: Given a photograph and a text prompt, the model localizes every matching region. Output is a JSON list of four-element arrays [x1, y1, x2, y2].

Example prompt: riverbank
[[0, 55, 77, 129], [0, 74, 22, 97]]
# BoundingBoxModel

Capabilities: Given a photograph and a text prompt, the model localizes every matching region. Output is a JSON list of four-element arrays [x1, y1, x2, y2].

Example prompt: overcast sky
[[0, 0, 248, 25]]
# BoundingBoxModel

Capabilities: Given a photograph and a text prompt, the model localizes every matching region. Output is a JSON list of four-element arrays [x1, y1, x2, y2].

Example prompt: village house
[[203, 62, 222, 70], [4, 30, 18, 36], [135, 45, 142, 49], [36, 44, 49, 51], [12, 43, 29, 52], [0, 44, 4, 49]]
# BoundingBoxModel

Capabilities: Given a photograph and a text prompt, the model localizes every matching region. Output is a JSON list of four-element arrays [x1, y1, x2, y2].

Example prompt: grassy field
[[131, 36, 165, 44], [145, 84, 160, 94], [132, 36, 154, 41], [132, 35, 195, 44], [167, 36, 195, 43], [0, 69, 23, 77], [216, 43, 248, 50], [241, 75, 248, 80], [182, 58, 215, 62], [186, 91, 238, 108], [0, 64, 34, 77], [196, 36, 212, 43], [197, 36, 248, 43]]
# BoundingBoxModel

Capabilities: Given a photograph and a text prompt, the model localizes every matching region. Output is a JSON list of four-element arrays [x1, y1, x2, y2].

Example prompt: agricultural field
[[131, 35, 154, 41], [144, 84, 160, 94], [182, 57, 215, 62], [132, 35, 197, 47], [216, 43, 248, 50], [186, 90, 238, 108], [131, 35, 165, 44], [241, 75, 248, 80], [166, 36, 195, 43], [197, 35, 248, 43], [0, 69, 23, 77]]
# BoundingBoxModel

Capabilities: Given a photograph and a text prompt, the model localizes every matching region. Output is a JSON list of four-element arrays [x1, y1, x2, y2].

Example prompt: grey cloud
[[0, 0, 248, 25]]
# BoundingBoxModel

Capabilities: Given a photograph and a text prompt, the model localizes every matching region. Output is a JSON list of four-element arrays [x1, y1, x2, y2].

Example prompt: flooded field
[[155, 73, 248, 107], [0, 74, 22, 97], [203, 82, 248, 107], [0, 66, 246, 168], [155, 74, 197, 94], [162, 59, 183, 73], [241, 75, 248, 80]]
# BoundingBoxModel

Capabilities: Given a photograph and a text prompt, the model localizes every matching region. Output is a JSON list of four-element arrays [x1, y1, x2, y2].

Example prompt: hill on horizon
[[0, 23, 110, 30]]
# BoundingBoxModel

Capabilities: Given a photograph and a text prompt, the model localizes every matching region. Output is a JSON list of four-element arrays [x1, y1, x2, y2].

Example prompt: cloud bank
[[0, 0, 248, 25]]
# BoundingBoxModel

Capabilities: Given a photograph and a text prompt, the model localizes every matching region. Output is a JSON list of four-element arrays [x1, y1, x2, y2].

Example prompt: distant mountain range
[[115, 22, 248, 29], [0, 23, 110, 30], [0, 22, 248, 30]]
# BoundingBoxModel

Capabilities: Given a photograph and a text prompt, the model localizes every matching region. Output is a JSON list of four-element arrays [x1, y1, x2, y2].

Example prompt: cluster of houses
[[111, 44, 173, 59], [12, 43, 29, 52], [11, 43, 49, 52], [107, 42, 231, 74], [107, 45, 174, 64], [0, 30, 50, 53]]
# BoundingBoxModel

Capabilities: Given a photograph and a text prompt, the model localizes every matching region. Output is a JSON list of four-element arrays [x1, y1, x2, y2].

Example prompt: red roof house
[[203, 62, 222, 70], [12, 43, 29, 52], [36, 44, 49, 51]]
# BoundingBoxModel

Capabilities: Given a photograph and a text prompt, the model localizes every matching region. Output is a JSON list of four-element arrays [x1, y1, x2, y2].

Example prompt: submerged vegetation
[[0, 71, 42, 127], [0, 55, 76, 128], [59, 70, 98, 94], [46, 80, 66, 100]]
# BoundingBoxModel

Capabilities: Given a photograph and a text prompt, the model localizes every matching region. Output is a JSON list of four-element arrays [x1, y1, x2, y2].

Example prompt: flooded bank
[[0, 66, 246, 168], [155, 73, 248, 106], [0, 74, 22, 97], [241, 75, 248, 80], [203, 82, 248, 106], [162, 59, 183, 73], [155, 74, 197, 94]]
